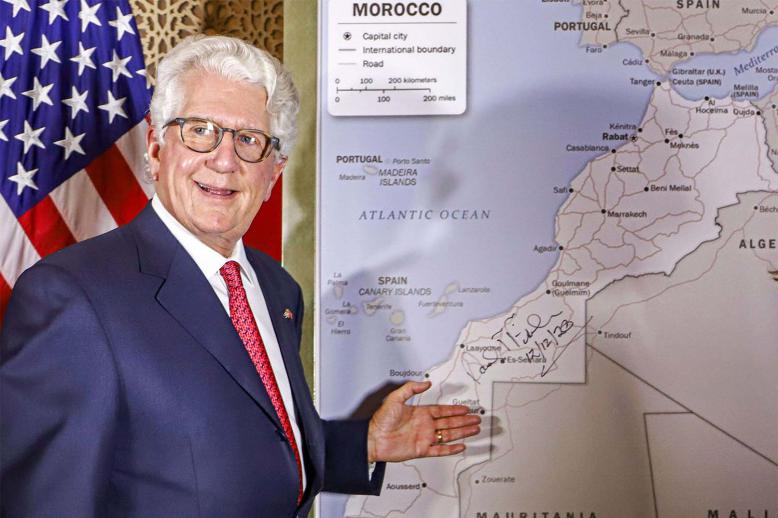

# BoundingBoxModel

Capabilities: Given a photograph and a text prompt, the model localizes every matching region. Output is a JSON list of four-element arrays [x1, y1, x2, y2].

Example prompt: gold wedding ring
[[435, 429, 444, 445]]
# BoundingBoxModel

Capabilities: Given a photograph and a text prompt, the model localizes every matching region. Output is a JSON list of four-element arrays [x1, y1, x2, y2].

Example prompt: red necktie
[[219, 260, 303, 506]]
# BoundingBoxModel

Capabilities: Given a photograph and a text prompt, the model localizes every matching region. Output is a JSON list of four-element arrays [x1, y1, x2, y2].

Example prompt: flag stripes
[[18, 195, 78, 258], [0, 125, 148, 322], [0, 191, 39, 287], [0, 276, 10, 328], [84, 143, 148, 226], [115, 121, 154, 198], [49, 168, 117, 242]]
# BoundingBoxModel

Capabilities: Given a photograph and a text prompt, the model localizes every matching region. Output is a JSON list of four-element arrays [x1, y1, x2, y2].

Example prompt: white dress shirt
[[151, 196, 306, 488]]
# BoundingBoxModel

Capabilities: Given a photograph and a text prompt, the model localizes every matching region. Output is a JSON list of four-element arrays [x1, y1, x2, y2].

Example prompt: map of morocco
[[342, 84, 777, 517], [424, 83, 778, 399]]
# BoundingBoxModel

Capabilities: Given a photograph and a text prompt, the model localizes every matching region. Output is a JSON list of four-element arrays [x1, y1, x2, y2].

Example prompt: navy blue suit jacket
[[0, 205, 384, 517]]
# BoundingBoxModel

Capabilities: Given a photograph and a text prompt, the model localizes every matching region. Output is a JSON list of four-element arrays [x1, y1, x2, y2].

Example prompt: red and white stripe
[[0, 121, 152, 325]]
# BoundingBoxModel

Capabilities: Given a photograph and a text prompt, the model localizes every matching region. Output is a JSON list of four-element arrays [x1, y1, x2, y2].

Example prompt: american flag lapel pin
[[283, 308, 294, 320]]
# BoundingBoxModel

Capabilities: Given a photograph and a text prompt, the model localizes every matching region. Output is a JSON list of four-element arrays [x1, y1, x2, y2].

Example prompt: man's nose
[[207, 132, 240, 172]]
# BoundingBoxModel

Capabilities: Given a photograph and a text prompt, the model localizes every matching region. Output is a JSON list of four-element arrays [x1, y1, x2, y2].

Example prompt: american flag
[[0, 0, 153, 325]]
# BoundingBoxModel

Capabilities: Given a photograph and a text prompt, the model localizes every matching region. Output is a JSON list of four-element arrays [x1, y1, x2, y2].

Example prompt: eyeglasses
[[164, 117, 281, 163]]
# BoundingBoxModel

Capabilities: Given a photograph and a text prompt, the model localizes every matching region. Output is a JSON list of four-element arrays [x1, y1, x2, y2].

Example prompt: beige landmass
[[754, 82, 778, 173], [590, 190, 778, 463], [574, 0, 778, 74]]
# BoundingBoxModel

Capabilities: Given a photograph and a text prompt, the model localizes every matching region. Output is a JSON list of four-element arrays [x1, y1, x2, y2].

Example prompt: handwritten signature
[[467, 312, 592, 381], [476, 312, 574, 376], [539, 316, 592, 377], [525, 317, 574, 364]]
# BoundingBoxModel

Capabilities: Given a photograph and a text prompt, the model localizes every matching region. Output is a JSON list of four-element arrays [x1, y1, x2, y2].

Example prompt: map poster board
[[316, 1, 778, 517]]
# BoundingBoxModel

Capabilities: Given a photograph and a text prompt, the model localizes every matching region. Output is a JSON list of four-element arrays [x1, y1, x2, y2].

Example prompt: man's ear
[[264, 156, 287, 202], [146, 123, 161, 181]]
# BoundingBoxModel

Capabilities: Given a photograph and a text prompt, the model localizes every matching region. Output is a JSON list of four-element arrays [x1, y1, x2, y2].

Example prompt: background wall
[[129, 0, 284, 81]]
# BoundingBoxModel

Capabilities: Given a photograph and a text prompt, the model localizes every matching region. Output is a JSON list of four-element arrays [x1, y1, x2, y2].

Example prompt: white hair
[[149, 35, 299, 158]]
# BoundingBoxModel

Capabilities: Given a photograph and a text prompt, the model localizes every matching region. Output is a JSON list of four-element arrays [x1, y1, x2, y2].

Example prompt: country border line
[[611, 0, 630, 46], [642, 411, 692, 518], [590, 344, 778, 468]]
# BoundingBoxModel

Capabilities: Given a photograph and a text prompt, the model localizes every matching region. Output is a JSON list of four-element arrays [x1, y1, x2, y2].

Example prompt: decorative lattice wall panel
[[129, 0, 284, 84]]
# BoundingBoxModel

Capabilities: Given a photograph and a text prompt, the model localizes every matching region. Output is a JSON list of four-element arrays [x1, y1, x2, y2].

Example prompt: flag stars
[[39, 0, 69, 24], [70, 42, 96, 76], [137, 68, 152, 89], [0, 72, 17, 100], [31, 35, 62, 69], [98, 90, 127, 123], [8, 162, 39, 195], [15, 121, 46, 153], [103, 50, 132, 82], [0, 119, 8, 142], [79, 0, 102, 32], [22, 77, 54, 111], [0, 27, 24, 60], [54, 127, 86, 159], [3, 0, 31, 17], [62, 86, 89, 119], [108, 6, 135, 41]]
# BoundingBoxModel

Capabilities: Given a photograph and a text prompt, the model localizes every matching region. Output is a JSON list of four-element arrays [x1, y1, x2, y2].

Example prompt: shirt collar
[[151, 195, 255, 286]]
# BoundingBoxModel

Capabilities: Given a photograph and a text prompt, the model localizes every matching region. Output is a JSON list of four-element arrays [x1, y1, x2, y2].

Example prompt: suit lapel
[[249, 252, 315, 428], [129, 205, 283, 432], [248, 250, 325, 489]]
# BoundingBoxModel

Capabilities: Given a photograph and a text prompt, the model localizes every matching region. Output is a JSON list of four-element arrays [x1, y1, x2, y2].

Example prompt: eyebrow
[[186, 115, 268, 131]]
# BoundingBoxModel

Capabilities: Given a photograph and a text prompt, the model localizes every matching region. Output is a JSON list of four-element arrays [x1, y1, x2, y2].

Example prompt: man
[[0, 36, 480, 517]]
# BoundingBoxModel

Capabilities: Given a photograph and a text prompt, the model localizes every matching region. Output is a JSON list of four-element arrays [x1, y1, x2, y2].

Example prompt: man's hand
[[367, 381, 482, 463]]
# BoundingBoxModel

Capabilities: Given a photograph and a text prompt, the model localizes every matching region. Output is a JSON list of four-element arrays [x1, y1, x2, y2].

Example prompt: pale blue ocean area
[[669, 25, 778, 101], [318, 1, 662, 515]]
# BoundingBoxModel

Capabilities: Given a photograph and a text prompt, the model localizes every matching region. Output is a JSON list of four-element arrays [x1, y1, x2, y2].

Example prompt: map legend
[[326, 0, 467, 116]]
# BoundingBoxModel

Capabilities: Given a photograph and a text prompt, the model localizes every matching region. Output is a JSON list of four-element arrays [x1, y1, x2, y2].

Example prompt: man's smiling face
[[147, 71, 285, 256]]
